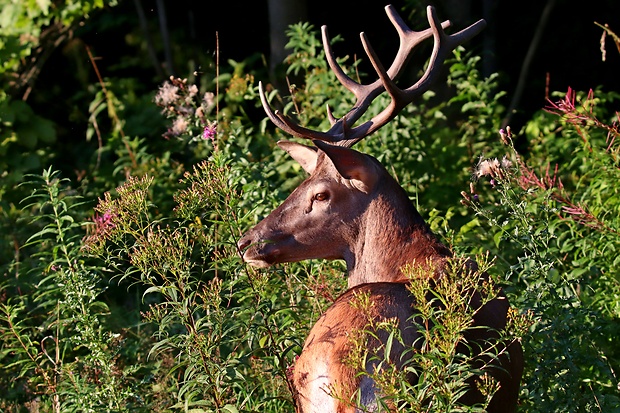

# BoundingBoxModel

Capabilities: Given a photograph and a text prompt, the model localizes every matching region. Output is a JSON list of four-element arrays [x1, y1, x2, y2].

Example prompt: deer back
[[292, 280, 522, 413]]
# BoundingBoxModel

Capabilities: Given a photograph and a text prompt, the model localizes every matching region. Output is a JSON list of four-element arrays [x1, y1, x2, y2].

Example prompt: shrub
[[465, 90, 620, 411], [2, 10, 620, 413]]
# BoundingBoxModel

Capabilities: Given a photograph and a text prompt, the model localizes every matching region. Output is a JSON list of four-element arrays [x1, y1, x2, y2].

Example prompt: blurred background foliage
[[1, 0, 619, 411]]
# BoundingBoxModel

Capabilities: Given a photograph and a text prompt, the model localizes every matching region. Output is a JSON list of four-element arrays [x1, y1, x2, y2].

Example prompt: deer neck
[[344, 188, 450, 288]]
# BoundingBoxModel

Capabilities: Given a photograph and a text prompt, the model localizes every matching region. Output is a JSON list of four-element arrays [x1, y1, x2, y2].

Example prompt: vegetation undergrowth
[[1, 3, 619, 412], [462, 94, 620, 412], [344, 255, 531, 412]]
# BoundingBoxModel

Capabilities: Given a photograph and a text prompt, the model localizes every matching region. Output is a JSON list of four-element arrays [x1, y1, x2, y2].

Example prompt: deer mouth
[[241, 243, 285, 268], [242, 256, 273, 268], [238, 235, 288, 268]]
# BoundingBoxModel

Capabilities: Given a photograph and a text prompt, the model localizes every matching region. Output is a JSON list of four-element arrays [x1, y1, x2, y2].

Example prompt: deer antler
[[260, 5, 486, 148]]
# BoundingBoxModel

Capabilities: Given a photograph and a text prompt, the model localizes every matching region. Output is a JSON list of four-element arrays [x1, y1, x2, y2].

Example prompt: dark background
[[33, 0, 620, 141]]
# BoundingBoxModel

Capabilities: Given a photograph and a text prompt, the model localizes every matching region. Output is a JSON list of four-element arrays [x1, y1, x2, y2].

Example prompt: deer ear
[[277, 140, 319, 174], [314, 141, 379, 194]]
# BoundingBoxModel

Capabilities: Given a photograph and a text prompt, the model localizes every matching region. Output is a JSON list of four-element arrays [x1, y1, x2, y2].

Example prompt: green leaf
[[222, 405, 239, 413]]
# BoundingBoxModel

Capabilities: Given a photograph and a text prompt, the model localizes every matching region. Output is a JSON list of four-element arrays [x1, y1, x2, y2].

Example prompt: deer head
[[238, 5, 486, 288]]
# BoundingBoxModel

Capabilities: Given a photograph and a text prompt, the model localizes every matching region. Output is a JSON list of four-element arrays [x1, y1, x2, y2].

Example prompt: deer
[[237, 4, 523, 413]]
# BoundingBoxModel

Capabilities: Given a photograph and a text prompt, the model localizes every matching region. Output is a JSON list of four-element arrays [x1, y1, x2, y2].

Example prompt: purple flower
[[95, 211, 116, 230], [202, 124, 216, 141]]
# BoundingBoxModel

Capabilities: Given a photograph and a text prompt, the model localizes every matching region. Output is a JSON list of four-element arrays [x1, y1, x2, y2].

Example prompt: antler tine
[[259, 81, 336, 142], [258, 81, 293, 134], [340, 6, 486, 145], [402, 6, 486, 99], [326, 104, 338, 125], [260, 6, 485, 148], [321, 26, 382, 141], [321, 26, 367, 100], [383, 4, 451, 80]]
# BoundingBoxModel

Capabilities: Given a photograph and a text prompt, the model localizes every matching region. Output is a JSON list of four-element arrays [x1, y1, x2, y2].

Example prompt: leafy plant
[[465, 93, 620, 411], [0, 168, 134, 412], [343, 255, 530, 412]]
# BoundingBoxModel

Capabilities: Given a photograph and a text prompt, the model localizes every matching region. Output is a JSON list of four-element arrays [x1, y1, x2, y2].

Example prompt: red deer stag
[[238, 4, 523, 412]]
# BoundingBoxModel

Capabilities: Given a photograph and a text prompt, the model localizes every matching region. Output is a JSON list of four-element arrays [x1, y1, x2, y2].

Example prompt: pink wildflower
[[83, 208, 119, 251], [95, 211, 116, 231], [203, 124, 217, 141]]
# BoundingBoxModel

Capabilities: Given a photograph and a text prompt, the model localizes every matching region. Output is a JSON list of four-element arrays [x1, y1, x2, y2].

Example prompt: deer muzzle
[[237, 231, 289, 268]]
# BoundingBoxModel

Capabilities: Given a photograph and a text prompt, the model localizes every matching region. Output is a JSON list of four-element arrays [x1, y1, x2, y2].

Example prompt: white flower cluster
[[475, 156, 513, 179]]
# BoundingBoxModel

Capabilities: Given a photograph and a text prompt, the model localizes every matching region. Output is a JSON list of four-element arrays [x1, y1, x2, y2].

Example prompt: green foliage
[[465, 94, 620, 411], [0, 0, 113, 76], [0, 92, 57, 196], [344, 255, 530, 412], [0, 0, 117, 204], [1, 4, 620, 412]]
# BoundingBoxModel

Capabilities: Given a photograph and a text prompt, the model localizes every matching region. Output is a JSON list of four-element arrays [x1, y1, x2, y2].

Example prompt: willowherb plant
[[544, 87, 620, 154], [464, 89, 620, 411], [342, 254, 531, 412], [0, 168, 135, 412]]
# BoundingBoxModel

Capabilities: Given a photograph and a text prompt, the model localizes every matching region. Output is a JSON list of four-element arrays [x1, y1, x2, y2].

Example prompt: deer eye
[[314, 192, 329, 202]]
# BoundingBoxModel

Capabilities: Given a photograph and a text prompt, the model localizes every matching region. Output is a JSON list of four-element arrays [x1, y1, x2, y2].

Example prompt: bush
[[1, 10, 619, 413], [465, 90, 620, 411]]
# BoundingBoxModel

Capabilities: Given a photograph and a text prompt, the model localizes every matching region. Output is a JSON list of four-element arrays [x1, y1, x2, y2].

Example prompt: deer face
[[237, 140, 381, 268]]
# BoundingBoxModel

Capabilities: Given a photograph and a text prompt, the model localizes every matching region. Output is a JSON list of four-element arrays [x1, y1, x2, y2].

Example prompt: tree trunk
[[267, 0, 308, 86]]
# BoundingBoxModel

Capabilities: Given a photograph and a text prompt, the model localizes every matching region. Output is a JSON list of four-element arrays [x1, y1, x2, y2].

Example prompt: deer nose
[[237, 236, 252, 253]]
